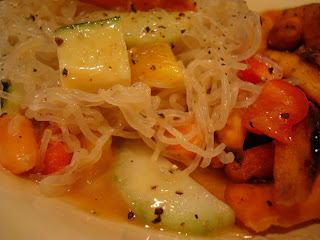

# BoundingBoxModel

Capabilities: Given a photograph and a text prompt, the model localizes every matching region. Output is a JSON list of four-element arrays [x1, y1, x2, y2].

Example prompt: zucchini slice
[[113, 140, 235, 235]]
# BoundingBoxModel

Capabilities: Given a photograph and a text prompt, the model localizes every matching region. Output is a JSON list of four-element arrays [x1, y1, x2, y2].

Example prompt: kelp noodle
[[0, 0, 262, 195]]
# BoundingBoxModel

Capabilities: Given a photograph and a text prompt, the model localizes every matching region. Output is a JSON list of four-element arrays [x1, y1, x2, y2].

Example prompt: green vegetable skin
[[84, 10, 193, 48], [0, 82, 23, 114], [113, 140, 235, 235]]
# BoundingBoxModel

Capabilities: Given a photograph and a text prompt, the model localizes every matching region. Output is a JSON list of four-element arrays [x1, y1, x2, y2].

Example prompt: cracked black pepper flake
[[249, 121, 254, 128], [131, 59, 136, 64], [128, 211, 135, 219], [158, 25, 166, 29], [151, 215, 161, 224], [55, 37, 64, 46], [158, 113, 165, 118], [195, 214, 199, 219], [175, 190, 183, 195], [267, 200, 272, 207], [180, 222, 185, 227], [145, 26, 150, 33], [171, 43, 175, 49], [179, 12, 185, 17], [130, 4, 137, 13], [268, 67, 274, 74], [151, 185, 157, 190], [150, 65, 156, 70], [181, 29, 186, 34], [208, 50, 211, 54], [281, 113, 290, 118], [29, 14, 36, 21], [62, 68, 68, 77], [154, 207, 164, 215], [33, 68, 37, 72]]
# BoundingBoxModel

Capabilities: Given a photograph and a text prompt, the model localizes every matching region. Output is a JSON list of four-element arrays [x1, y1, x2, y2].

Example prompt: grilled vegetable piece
[[224, 143, 274, 183], [282, 4, 320, 53], [264, 49, 320, 106], [113, 140, 235, 235], [129, 43, 184, 88], [84, 10, 193, 48], [225, 173, 320, 232], [242, 79, 309, 144], [267, 16, 303, 51], [261, 4, 320, 67], [0, 114, 39, 174], [55, 17, 130, 93], [80, 0, 197, 12], [273, 103, 320, 206]]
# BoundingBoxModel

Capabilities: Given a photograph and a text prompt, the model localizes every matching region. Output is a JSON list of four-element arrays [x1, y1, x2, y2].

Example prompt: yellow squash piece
[[55, 17, 131, 93], [264, 49, 320, 106], [129, 43, 184, 88]]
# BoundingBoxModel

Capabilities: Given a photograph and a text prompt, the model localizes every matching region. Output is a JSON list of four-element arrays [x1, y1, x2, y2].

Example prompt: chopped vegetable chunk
[[129, 43, 185, 88], [242, 79, 309, 143], [55, 17, 130, 93], [0, 114, 39, 174]]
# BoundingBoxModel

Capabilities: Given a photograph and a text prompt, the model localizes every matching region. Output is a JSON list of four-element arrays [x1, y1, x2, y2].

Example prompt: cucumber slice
[[85, 10, 193, 48], [55, 17, 131, 93], [113, 140, 235, 235]]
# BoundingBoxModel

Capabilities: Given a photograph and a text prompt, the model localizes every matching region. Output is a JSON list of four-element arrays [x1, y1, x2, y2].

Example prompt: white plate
[[1, 1, 320, 240]]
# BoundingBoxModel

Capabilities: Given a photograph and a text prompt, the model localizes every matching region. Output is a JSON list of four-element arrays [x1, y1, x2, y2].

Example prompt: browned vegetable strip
[[273, 103, 320, 206], [225, 183, 278, 232], [225, 172, 320, 232], [267, 16, 303, 51], [282, 4, 320, 52], [264, 49, 320, 106], [224, 143, 274, 183]]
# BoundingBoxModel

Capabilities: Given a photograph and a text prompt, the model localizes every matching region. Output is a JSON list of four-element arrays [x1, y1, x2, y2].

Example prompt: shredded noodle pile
[[0, 0, 262, 195]]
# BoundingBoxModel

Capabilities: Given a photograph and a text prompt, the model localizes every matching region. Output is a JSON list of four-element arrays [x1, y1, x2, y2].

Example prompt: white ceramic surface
[[1, 1, 320, 240]]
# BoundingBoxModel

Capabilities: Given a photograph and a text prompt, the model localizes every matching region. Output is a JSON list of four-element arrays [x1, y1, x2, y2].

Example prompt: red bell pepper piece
[[242, 79, 309, 144], [238, 55, 282, 84], [41, 140, 73, 175]]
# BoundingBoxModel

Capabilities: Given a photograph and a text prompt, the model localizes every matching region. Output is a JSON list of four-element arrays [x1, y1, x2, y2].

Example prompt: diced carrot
[[41, 140, 73, 175], [165, 123, 202, 166], [0, 114, 39, 174], [224, 143, 274, 183], [273, 103, 319, 206], [80, 0, 197, 12]]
